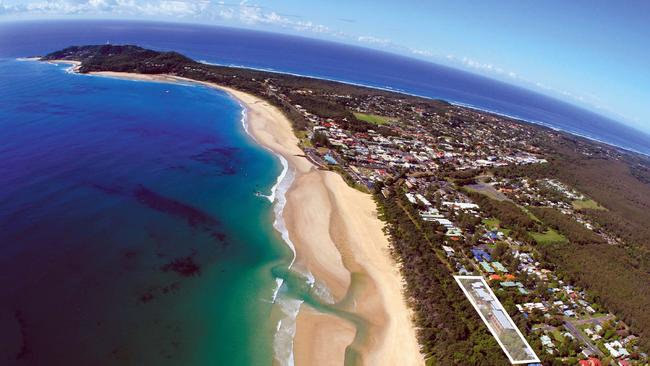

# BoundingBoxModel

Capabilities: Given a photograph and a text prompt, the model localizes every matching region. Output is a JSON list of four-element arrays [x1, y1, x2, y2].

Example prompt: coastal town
[[261, 81, 649, 365], [42, 45, 650, 366]]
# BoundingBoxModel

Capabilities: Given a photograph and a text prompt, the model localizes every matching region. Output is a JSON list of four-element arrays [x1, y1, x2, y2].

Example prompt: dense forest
[[537, 242, 650, 351], [493, 136, 650, 352], [527, 206, 603, 245], [466, 191, 538, 233]]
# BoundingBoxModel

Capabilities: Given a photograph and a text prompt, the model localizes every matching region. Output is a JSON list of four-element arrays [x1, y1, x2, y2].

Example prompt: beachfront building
[[455, 276, 540, 364]]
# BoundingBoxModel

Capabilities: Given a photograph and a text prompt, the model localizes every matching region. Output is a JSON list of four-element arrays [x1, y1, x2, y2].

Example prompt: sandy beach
[[47, 59, 81, 72], [78, 69, 424, 366]]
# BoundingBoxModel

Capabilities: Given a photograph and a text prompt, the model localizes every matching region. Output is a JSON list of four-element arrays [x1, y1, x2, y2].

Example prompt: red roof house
[[579, 358, 602, 366]]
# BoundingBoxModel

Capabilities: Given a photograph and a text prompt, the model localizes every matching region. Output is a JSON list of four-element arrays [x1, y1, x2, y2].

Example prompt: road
[[564, 320, 604, 357]]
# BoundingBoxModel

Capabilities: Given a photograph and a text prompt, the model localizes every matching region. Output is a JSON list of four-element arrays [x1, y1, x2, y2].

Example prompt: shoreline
[[198, 59, 650, 158], [71, 69, 424, 365], [42, 58, 649, 158], [45, 59, 81, 73]]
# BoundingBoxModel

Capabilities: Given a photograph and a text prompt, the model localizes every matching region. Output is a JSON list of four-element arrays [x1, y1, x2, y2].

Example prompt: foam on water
[[0, 58, 285, 365], [273, 290, 302, 366], [235, 100, 302, 364]]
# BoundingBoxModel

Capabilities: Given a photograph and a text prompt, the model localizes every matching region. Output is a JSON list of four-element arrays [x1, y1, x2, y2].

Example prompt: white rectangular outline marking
[[454, 275, 540, 364]]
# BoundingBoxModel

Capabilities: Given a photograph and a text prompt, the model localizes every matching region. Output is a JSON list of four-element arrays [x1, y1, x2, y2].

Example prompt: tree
[[492, 242, 509, 260], [311, 131, 330, 147]]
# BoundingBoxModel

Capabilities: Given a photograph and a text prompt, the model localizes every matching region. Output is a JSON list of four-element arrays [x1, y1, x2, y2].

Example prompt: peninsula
[[41, 45, 650, 365]]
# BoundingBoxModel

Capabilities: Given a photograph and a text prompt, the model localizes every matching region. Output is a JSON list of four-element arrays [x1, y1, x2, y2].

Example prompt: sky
[[1, 0, 648, 132]]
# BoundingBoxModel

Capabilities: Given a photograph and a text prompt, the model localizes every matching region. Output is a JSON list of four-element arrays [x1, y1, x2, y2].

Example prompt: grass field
[[296, 130, 313, 147], [464, 182, 510, 201], [572, 199, 606, 211], [483, 218, 501, 229], [353, 112, 392, 125], [482, 217, 511, 236], [521, 206, 542, 223], [551, 329, 564, 342], [530, 229, 567, 244]]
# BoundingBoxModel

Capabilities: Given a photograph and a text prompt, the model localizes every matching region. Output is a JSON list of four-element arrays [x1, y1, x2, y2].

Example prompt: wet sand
[[79, 69, 423, 366]]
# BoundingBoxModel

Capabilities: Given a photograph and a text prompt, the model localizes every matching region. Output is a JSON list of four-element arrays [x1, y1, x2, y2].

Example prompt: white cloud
[[217, 5, 233, 19], [235, 2, 330, 34], [357, 35, 390, 46], [410, 48, 432, 57], [1, 0, 621, 122], [139, 1, 198, 17]]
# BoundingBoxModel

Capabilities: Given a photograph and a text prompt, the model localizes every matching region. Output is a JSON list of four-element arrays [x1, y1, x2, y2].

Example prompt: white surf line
[[199, 59, 649, 158]]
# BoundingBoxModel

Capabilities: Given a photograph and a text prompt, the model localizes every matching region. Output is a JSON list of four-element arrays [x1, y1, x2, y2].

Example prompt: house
[[582, 349, 595, 359], [445, 227, 464, 237], [405, 193, 417, 204], [471, 283, 492, 302], [471, 248, 492, 261], [442, 201, 479, 210], [415, 193, 432, 206], [489, 309, 515, 332], [480, 261, 495, 273], [435, 218, 454, 228], [420, 208, 443, 221], [488, 274, 502, 281], [484, 231, 499, 241], [540, 335, 555, 349], [579, 358, 602, 366], [585, 305, 596, 313], [564, 309, 576, 317], [500, 281, 518, 288], [492, 261, 508, 273], [522, 302, 546, 312], [604, 340, 630, 358], [381, 188, 391, 199], [442, 245, 455, 257]]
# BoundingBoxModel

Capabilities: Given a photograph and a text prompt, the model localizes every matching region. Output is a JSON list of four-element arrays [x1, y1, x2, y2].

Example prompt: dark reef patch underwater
[[0, 58, 290, 365]]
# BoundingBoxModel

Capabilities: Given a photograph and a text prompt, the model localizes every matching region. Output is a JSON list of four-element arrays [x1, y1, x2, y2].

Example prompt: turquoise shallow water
[[0, 59, 293, 365]]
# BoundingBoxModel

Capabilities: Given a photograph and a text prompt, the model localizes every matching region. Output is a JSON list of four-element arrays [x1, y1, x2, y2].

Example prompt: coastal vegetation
[[466, 191, 539, 234], [376, 186, 509, 365], [41, 44, 650, 359], [527, 206, 603, 245], [492, 139, 650, 351], [42, 45, 441, 136]]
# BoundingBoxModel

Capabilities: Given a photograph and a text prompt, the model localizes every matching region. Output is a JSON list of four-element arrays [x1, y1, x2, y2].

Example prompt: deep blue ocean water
[[1, 19, 648, 155], [0, 19, 648, 365], [0, 58, 292, 365]]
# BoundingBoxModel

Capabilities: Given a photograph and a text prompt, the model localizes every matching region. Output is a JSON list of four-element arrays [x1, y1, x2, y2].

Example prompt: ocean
[[0, 19, 648, 366], [0, 58, 295, 365], [1, 20, 648, 156]]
